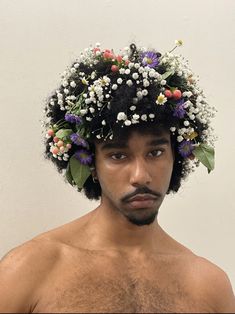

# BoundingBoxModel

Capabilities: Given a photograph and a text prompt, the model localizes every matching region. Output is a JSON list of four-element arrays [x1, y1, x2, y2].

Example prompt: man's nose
[[129, 158, 152, 187]]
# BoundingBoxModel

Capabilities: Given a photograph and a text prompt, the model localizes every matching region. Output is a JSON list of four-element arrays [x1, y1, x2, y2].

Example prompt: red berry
[[172, 89, 182, 100], [93, 47, 100, 53], [53, 136, 59, 143], [57, 140, 64, 147], [164, 90, 172, 98], [52, 147, 59, 155], [47, 129, 54, 136], [116, 55, 122, 63], [111, 65, 119, 72]]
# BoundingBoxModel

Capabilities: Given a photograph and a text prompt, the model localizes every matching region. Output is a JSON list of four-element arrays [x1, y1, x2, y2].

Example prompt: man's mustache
[[121, 186, 162, 203]]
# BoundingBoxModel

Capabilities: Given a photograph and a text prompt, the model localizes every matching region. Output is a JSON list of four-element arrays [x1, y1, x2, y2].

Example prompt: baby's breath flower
[[117, 112, 127, 121], [130, 106, 136, 111]]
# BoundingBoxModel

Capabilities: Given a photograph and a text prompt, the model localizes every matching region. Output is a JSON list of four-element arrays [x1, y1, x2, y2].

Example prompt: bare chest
[[33, 251, 211, 313]]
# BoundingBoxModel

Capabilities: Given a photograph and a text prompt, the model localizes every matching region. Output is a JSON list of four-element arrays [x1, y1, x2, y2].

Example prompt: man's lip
[[127, 194, 158, 202]]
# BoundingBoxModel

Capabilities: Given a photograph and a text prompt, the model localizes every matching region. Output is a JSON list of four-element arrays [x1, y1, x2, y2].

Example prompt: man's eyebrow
[[146, 138, 170, 146], [100, 137, 170, 151], [100, 142, 128, 151]]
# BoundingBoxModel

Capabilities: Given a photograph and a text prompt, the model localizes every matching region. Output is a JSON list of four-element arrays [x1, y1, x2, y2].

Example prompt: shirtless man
[[1, 42, 234, 313]]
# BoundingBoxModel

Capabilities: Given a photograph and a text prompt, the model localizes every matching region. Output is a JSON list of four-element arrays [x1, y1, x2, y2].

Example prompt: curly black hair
[[43, 43, 207, 200]]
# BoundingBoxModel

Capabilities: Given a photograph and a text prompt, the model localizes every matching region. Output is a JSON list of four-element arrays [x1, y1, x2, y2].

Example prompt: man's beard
[[122, 207, 159, 226]]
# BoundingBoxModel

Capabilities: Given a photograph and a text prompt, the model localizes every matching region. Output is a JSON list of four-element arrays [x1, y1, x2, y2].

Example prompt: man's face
[[94, 129, 174, 226]]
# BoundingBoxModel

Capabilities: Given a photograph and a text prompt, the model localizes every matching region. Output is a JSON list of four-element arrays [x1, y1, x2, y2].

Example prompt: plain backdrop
[[0, 0, 234, 291]]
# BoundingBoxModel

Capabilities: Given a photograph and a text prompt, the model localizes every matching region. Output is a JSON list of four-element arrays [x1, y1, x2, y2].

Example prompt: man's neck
[[83, 202, 166, 255]]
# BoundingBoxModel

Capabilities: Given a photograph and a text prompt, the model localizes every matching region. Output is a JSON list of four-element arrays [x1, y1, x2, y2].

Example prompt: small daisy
[[156, 93, 167, 105]]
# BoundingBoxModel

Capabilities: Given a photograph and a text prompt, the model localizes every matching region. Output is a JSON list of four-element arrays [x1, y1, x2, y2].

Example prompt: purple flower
[[65, 113, 82, 125], [70, 133, 89, 148], [173, 100, 186, 119], [178, 140, 194, 158], [141, 51, 159, 68], [74, 149, 93, 165]]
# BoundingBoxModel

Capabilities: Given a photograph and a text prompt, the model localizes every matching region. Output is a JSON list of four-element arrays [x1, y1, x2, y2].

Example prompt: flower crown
[[43, 40, 216, 191]]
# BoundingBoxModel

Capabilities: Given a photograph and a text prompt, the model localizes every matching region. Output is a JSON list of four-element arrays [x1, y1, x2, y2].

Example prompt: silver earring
[[92, 176, 99, 183]]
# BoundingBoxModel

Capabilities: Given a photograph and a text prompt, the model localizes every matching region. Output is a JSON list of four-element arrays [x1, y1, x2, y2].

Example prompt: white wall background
[[0, 0, 234, 290]]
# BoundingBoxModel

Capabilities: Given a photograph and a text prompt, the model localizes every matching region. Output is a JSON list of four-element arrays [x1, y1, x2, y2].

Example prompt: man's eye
[[110, 153, 126, 160], [149, 149, 163, 157]]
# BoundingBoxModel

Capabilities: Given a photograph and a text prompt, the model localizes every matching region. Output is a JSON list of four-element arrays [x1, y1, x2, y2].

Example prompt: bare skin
[[0, 130, 234, 313]]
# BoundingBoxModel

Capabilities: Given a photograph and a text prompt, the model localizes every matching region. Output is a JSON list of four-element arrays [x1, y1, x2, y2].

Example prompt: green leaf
[[69, 155, 91, 189], [193, 143, 215, 173], [65, 163, 74, 186], [56, 129, 73, 140], [161, 70, 174, 80]]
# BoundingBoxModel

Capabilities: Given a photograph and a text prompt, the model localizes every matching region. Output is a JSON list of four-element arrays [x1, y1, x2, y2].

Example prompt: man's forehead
[[96, 129, 171, 150]]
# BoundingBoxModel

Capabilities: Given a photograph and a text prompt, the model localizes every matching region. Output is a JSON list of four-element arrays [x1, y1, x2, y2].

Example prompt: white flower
[[58, 100, 63, 105], [112, 84, 118, 90], [102, 120, 106, 125], [70, 67, 76, 74], [141, 114, 147, 121], [177, 135, 184, 142], [70, 81, 76, 88], [91, 71, 96, 79], [132, 114, 140, 120], [134, 63, 140, 69], [64, 88, 69, 94], [184, 120, 190, 126], [137, 91, 143, 99], [138, 65, 146, 73], [143, 79, 150, 87], [86, 117, 92, 121], [130, 105, 136, 111], [160, 80, 166, 86], [80, 109, 88, 115], [74, 63, 79, 68], [62, 80, 69, 87], [117, 78, 123, 84], [89, 107, 95, 113], [183, 91, 193, 98], [85, 98, 92, 105], [119, 68, 125, 74], [149, 70, 156, 78], [170, 127, 176, 132], [117, 112, 127, 121], [126, 80, 133, 87], [124, 120, 132, 126], [149, 113, 155, 119], [156, 93, 167, 105], [132, 73, 139, 80], [125, 69, 130, 75], [142, 89, 148, 96]]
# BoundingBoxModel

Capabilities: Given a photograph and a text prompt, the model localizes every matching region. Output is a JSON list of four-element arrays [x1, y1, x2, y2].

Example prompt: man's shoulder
[[0, 235, 61, 280], [0, 235, 63, 312], [188, 255, 235, 312]]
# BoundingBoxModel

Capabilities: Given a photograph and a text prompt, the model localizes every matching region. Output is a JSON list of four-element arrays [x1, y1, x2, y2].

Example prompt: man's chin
[[123, 207, 159, 226]]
